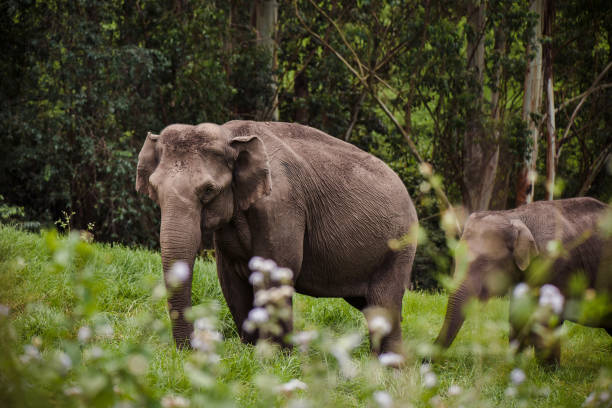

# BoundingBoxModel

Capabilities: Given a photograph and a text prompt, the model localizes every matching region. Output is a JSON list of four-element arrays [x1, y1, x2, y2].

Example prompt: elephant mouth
[[201, 210, 224, 232]]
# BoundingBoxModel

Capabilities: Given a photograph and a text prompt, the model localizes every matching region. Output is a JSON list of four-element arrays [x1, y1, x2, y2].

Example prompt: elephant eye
[[197, 183, 219, 201]]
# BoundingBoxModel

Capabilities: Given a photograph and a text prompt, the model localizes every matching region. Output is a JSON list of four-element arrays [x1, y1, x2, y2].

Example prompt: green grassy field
[[1, 225, 611, 407]]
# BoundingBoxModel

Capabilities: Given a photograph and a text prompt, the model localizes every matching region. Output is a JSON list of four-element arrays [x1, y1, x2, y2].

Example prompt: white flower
[[161, 395, 190, 408], [601, 391, 610, 402], [248, 256, 265, 271], [330, 333, 362, 378], [513, 282, 530, 298], [191, 329, 222, 352], [249, 271, 264, 286], [335, 332, 362, 354], [0, 304, 9, 316], [423, 371, 438, 388], [293, 330, 318, 350], [97, 324, 114, 338], [268, 285, 295, 303], [259, 259, 277, 273], [420, 363, 431, 375], [248, 307, 269, 323], [539, 284, 564, 314], [168, 261, 190, 287], [368, 316, 392, 336], [279, 379, 308, 393], [373, 390, 393, 408], [271, 267, 293, 283], [584, 392, 596, 405], [448, 384, 462, 396], [510, 368, 526, 385], [78, 326, 92, 343], [378, 352, 404, 367], [21, 344, 41, 363], [58, 352, 72, 371], [254, 290, 271, 306], [194, 317, 215, 332]]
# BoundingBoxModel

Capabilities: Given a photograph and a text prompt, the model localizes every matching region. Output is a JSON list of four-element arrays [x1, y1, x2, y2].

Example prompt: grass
[[1, 224, 611, 407]]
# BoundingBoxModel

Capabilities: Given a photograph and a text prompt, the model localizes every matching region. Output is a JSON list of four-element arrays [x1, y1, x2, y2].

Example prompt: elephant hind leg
[[344, 296, 367, 311], [363, 249, 414, 356]]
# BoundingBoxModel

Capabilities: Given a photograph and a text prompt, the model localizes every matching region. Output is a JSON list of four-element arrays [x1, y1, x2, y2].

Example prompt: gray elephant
[[136, 121, 418, 353], [434, 197, 612, 363]]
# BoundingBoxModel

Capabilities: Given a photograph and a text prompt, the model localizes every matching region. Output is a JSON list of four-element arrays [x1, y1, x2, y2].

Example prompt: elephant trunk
[[160, 198, 202, 348], [435, 277, 482, 348]]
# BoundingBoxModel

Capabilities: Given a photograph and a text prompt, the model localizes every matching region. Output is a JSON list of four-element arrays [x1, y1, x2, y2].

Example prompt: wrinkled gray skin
[[136, 121, 417, 353], [435, 197, 612, 363]]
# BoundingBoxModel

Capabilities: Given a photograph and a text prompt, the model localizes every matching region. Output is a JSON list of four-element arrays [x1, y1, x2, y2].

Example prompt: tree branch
[[577, 144, 612, 197], [556, 61, 612, 165], [305, 0, 366, 78], [344, 89, 367, 141], [295, 0, 458, 224]]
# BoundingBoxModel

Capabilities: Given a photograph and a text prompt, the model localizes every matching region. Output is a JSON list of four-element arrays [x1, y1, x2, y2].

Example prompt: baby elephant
[[435, 197, 612, 364]]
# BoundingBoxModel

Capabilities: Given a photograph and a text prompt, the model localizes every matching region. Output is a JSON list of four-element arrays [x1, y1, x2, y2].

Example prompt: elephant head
[[435, 214, 538, 348], [136, 123, 271, 347]]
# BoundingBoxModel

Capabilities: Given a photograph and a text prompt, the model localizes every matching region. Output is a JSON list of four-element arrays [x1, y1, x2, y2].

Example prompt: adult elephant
[[434, 197, 612, 363], [136, 121, 418, 354]]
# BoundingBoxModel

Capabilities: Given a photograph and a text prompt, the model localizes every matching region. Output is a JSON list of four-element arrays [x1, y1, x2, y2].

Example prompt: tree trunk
[[543, 0, 556, 200], [516, 0, 544, 206], [463, 0, 499, 213], [489, 19, 511, 210], [254, 0, 279, 120]]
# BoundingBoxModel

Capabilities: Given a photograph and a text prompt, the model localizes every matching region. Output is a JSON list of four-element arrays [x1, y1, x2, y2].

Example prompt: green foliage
[[0, 194, 25, 223], [1, 0, 610, 291], [1, 225, 612, 407]]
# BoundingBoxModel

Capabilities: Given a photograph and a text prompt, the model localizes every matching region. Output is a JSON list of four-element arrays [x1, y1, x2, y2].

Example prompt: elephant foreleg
[[216, 253, 256, 344]]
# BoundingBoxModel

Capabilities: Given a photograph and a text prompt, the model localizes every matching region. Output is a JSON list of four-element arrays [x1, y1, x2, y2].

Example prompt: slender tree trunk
[[463, 1, 499, 213], [255, 0, 279, 120], [489, 20, 511, 210], [543, 0, 556, 200], [516, 0, 544, 206]]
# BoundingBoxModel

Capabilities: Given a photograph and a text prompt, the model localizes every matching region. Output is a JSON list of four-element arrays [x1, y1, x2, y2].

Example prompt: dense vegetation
[[1, 2, 610, 281], [2, 225, 612, 407], [1, 3, 611, 406]]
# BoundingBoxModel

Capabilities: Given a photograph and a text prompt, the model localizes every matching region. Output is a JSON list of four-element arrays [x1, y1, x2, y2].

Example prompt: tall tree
[[254, 0, 279, 120], [543, 0, 556, 200], [516, 0, 544, 206], [462, 1, 500, 213]]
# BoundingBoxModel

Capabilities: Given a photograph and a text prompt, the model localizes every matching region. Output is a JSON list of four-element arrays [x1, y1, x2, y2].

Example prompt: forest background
[[1, 0, 611, 289]]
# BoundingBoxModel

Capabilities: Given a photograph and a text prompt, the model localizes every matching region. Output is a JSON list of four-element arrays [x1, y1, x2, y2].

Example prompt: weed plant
[[1, 224, 612, 407]]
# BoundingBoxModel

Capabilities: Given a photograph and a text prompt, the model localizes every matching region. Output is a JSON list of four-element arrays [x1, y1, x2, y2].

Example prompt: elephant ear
[[230, 135, 272, 211], [511, 219, 539, 271], [135, 132, 159, 199]]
